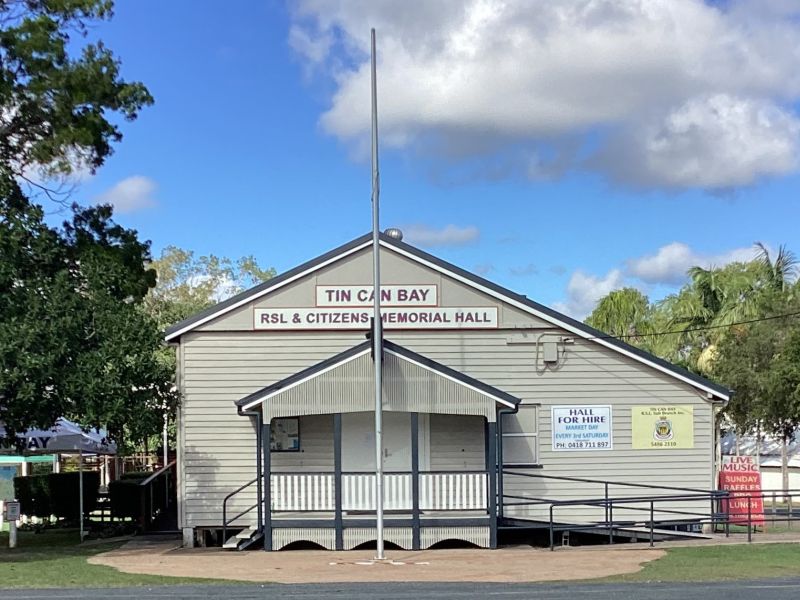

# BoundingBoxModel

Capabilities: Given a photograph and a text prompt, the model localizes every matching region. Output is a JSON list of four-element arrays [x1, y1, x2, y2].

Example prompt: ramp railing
[[502, 469, 800, 549]]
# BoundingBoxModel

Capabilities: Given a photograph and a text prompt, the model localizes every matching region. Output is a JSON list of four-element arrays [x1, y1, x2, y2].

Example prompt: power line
[[587, 310, 800, 341]]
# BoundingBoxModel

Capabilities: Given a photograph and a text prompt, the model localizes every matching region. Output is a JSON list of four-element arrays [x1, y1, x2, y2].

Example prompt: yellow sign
[[631, 406, 694, 449]]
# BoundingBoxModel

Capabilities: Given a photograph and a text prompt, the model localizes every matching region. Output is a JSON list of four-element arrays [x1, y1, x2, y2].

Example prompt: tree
[[144, 246, 276, 331], [714, 304, 800, 494], [0, 1, 152, 186], [0, 179, 177, 442], [0, 1, 164, 445], [585, 287, 652, 340]]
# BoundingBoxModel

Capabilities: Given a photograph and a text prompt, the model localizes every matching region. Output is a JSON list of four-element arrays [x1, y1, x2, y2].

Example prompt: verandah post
[[262, 420, 272, 551], [334, 413, 343, 550], [487, 419, 498, 549], [256, 415, 263, 536], [411, 412, 420, 550]]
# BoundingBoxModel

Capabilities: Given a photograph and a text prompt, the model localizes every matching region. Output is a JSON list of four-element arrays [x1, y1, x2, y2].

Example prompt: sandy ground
[[89, 538, 665, 584]]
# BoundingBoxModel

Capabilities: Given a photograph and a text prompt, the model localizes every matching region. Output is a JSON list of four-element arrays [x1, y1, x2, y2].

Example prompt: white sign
[[551, 405, 613, 451], [4, 501, 20, 520], [317, 285, 437, 307], [254, 307, 498, 330]]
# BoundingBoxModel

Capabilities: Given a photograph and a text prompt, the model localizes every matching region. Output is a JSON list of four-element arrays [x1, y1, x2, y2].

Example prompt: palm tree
[[585, 288, 651, 340], [754, 242, 797, 295]]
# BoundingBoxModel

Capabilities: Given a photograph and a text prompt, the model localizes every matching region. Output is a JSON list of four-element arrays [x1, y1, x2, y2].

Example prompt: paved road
[[6, 580, 800, 600]]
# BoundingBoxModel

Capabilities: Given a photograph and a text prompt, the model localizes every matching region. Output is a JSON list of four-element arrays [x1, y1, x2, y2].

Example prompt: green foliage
[[585, 287, 653, 341], [143, 245, 277, 331], [0, 1, 153, 180], [0, 178, 178, 442], [714, 298, 800, 439], [586, 242, 800, 456], [13, 472, 99, 519], [0, 2, 173, 449], [107, 476, 145, 519]]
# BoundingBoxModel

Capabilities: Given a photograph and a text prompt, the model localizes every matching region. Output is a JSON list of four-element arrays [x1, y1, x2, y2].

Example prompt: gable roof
[[167, 232, 731, 401], [236, 339, 521, 413]]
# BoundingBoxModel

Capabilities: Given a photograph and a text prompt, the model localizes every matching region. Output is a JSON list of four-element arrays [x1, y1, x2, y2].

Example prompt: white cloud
[[627, 242, 760, 284], [95, 176, 157, 214], [291, 0, 800, 189], [553, 268, 625, 319], [595, 95, 800, 189], [402, 224, 479, 247], [554, 241, 765, 318]]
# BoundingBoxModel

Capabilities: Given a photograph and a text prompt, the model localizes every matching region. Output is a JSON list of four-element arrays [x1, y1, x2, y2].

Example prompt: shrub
[[120, 471, 151, 481], [13, 471, 100, 521], [108, 478, 144, 520]]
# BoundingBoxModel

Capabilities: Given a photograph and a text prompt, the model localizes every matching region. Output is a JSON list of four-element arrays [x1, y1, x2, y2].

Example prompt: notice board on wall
[[631, 405, 694, 449], [551, 405, 613, 451]]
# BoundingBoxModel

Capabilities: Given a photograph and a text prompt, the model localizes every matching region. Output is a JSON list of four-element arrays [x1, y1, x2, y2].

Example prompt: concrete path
[[89, 537, 665, 584], [87, 532, 800, 585]]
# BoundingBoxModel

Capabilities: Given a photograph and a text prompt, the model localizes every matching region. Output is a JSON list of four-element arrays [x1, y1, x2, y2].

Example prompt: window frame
[[501, 404, 540, 467]]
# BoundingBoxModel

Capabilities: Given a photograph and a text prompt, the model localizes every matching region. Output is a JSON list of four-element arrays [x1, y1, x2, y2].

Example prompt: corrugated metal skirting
[[270, 526, 490, 550], [272, 528, 336, 550], [421, 526, 489, 549]]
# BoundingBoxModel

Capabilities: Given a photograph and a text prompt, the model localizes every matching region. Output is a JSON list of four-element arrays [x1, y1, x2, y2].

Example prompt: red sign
[[719, 455, 764, 525]]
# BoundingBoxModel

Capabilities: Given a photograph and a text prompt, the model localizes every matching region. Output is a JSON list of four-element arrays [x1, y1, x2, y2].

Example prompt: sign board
[[4, 500, 20, 520], [254, 307, 498, 331], [316, 285, 437, 307], [255, 282, 498, 330], [631, 406, 694, 449], [719, 455, 765, 525], [551, 405, 613, 451]]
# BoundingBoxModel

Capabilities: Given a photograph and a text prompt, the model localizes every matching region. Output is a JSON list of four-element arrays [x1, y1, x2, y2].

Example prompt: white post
[[8, 517, 16, 549], [370, 27, 385, 561], [79, 449, 84, 541], [163, 409, 170, 506]]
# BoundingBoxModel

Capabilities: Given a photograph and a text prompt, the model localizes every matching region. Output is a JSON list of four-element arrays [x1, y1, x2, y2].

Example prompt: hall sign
[[254, 284, 498, 330], [551, 405, 613, 451]]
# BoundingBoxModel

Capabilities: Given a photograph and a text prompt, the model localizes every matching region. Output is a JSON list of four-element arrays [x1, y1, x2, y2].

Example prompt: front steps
[[223, 526, 264, 550]]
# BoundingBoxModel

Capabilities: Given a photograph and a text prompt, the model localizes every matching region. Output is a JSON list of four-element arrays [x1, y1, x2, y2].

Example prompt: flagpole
[[370, 27, 385, 561]]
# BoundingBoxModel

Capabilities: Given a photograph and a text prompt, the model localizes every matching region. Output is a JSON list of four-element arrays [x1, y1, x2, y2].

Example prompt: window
[[501, 405, 539, 466], [270, 417, 300, 452]]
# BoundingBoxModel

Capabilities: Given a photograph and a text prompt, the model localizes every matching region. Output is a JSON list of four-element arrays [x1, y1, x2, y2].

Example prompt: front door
[[342, 411, 411, 472]]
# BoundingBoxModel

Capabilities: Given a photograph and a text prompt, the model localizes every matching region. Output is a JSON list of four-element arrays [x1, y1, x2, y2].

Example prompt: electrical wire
[[585, 309, 800, 341]]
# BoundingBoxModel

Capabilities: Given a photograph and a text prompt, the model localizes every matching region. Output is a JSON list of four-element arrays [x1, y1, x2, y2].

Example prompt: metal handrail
[[503, 469, 712, 494], [541, 488, 800, 550], [546, 490, 729, 550], [222, 477, 257, 544], [139, 460, 176, 487], [135, 460, 176, 531]]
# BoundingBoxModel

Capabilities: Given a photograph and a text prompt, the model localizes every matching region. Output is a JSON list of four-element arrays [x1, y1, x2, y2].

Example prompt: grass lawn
[[607, 543, 800, 582], [0, 529, 238, 588]]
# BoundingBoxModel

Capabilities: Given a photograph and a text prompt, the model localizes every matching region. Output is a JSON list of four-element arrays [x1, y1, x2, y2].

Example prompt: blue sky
[[61, 1, 800, 318]]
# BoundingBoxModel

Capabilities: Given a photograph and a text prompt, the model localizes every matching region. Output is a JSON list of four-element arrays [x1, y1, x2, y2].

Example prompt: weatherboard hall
[[166, 230, 730, 550]]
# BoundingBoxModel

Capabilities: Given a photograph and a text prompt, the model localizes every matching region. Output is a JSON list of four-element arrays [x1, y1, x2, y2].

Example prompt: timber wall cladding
[[180, 328, 713, 527]]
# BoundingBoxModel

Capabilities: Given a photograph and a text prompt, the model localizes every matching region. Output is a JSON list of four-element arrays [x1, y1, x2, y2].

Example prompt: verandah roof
[[236, 339, 520, 422]]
